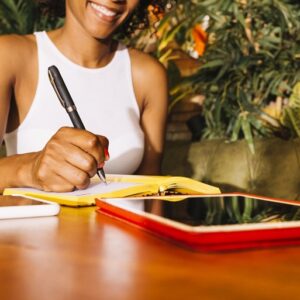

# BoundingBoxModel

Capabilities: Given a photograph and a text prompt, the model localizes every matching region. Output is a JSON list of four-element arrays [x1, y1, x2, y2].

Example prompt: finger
[[48, 150, 92, 189], [97, 135, 109, 149], [54, 166, 90, 190], [59, 142, 98, 177], [59, 129, 104, 162], [55, 127, 100, 149], [53, 127, 109, 168], [38, 143, 93, 189], [97, 135, 110, 161], [40, 173, 75, 193], [48, 129, 99, 177], [71, 132, 108, 165]]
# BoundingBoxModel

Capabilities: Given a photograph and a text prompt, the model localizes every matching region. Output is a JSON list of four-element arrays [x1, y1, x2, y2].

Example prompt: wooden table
[[0, 206, 299, 300]]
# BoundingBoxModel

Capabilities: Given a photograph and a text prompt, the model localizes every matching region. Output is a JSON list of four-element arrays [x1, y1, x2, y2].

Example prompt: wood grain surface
[[0, 206, 299, 300]]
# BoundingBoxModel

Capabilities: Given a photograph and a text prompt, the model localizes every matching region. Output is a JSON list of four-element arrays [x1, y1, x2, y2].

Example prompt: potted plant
[[132, 0, 300, 199]]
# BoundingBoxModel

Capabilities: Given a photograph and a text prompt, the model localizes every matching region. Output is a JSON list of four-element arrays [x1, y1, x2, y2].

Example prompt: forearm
[[0, 152, 37, 194], [135, 152, 163, 176]]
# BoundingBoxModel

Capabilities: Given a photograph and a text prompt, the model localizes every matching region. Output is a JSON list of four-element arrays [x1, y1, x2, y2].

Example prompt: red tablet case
[[96, 193, 300, 252]]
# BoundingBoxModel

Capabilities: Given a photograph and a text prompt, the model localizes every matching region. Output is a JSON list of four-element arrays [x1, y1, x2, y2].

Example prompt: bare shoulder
[[0, 34, 36, 76], [129, 48, 167, 81], [128, 48, 168, 107], [0, 34, 35, 52]]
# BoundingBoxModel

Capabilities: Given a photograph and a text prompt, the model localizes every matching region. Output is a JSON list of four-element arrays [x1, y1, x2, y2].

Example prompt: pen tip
[[97, 169, 107, 184]]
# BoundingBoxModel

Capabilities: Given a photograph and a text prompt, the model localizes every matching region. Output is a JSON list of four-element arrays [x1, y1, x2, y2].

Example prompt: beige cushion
[[162, 139, 300, 200]]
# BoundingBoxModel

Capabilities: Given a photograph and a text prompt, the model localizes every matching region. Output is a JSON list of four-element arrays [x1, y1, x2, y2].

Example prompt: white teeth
[[90, 2, 117, 17]]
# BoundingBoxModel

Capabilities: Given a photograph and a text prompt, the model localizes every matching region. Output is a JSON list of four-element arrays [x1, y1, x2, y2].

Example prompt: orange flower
[[192, 24, 208, 56], [148, 5, 164, 25]]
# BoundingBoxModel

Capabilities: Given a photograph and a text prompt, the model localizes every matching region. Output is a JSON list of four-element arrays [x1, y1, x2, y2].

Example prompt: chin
[[86, 26, 115, 41]]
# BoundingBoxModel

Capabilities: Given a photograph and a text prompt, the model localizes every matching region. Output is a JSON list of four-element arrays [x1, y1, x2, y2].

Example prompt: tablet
[[96, 193, 300, 252], [0, 195, 60, 219]]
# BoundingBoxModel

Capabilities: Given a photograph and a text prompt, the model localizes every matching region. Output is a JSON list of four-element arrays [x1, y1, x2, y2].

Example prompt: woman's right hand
[[29, 127, 109, 192]]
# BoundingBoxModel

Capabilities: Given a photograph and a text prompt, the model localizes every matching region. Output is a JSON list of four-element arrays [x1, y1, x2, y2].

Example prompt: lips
[[89, 1, 122, 22]]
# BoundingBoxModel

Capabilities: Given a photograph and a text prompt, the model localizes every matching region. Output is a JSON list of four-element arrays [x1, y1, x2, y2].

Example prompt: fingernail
[[98, 162, 105, 168], [104, 148, 110, 160]]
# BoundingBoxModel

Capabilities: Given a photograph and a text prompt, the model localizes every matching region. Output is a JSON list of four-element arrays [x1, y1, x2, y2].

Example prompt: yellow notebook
[[3, 174, 221, 207]]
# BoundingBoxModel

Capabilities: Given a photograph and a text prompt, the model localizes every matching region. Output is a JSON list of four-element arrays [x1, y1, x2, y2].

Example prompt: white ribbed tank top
[[4, 31, 144, 174]]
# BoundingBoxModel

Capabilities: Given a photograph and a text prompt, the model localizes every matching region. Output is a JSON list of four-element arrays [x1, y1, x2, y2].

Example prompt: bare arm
[[0, 36, 108, 194], [130, 50, 169, 175], [0, 35, 30, 193]]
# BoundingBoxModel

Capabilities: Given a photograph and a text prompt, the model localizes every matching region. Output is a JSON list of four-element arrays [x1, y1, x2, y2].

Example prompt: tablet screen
[[0, 195, 46, 206], [107, 195, 300, 226]]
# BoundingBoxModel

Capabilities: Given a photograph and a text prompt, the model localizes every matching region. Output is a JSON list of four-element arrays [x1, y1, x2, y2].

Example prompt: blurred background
[[1, 0, 300, 200]]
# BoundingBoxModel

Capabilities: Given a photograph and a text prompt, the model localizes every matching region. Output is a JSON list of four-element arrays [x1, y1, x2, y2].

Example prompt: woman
[[0, 0, 172, 193]]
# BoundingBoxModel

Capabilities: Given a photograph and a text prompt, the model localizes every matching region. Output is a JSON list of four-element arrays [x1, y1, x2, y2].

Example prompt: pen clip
[[48, 69, 66, 109]]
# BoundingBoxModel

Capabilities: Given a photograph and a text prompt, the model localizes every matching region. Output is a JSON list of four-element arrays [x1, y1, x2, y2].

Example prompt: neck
[[48, 22, 117, 69]]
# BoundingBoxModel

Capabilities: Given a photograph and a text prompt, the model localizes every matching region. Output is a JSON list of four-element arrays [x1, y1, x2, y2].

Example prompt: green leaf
[[200, 59, 225, 70], [230, 116, 242, 142], [0, 0, 62, 34], [158, 20, 186, 52], [241, 116, 255, 154]]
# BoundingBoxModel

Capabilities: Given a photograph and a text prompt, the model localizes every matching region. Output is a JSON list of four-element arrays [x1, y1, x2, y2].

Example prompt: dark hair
[[37, 0, 176, 37]]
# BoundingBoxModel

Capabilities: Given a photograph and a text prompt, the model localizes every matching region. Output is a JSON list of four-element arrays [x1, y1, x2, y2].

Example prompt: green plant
[[0, 0, 63, 34], [132, 0, 300, 152], [281, 82, 300, 137]]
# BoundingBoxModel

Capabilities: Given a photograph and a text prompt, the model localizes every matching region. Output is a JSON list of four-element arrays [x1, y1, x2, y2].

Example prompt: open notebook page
[[8, 181, 144, 196]]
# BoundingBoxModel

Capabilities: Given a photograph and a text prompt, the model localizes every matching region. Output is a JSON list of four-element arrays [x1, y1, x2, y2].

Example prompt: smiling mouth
[[89, 1, 122, 21]]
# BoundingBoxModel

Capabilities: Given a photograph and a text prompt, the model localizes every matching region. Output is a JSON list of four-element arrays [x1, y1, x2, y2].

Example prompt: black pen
[[47, 65, 107, 184]]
